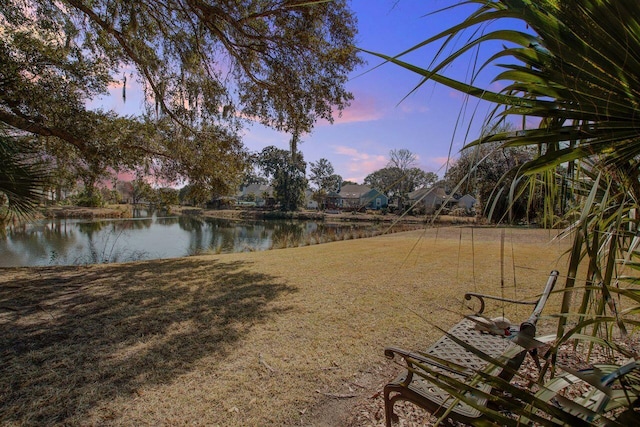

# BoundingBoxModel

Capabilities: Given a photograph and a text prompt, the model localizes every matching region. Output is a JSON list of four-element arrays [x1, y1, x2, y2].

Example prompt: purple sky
[[95, 1, 516, 184], [243, 0, 492, 183]]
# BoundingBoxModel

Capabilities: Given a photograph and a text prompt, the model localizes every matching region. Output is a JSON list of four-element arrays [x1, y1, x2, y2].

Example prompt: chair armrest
[[465, 270, 559, 316], [464, 293, 536, 314]]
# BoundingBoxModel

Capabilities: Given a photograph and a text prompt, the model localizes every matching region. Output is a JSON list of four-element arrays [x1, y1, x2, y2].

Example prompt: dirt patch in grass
[[0, 226, 570, 426]]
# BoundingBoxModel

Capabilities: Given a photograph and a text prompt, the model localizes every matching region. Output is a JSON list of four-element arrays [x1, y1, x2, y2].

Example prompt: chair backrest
[[519, 270, 559, 338]]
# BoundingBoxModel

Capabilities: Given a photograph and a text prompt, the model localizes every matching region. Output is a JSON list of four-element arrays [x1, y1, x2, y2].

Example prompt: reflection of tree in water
[[310, 222, 380, 243], [4, 216, 162, 266], [8, 219, 76, 240], [132, 208, 152, 218], [80, 220, 152, 264], [1, 216, 414, 266], [207, 221, 244, 253], [155, 217, 180, 226], [84, 221, 122, 264], [44, 219, 74, 238], [181, 217, 236, 254], [77, 220, 107, 237], [178, 216, 205, 232], [231, 221, 267, 252], [121, 219, 153, 230], [184, 219, 269, 254], [182, 217, 206, 253], [271, 221, 305, 248], [3, 219, 80, 266]]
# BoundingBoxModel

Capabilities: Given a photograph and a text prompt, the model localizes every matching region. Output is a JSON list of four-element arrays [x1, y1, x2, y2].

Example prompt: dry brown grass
[[0, 226, 570, 426]]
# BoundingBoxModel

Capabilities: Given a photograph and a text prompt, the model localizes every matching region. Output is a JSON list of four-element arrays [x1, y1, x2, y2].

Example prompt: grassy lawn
[[0, 226, 570, 426]]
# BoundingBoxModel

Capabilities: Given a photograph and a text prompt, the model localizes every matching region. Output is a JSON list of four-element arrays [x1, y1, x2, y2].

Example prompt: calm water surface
[[1, 214, 384, 267]]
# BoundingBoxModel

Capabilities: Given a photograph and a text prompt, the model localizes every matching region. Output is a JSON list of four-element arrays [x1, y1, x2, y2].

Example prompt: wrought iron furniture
[[383, 270, 559, 426]]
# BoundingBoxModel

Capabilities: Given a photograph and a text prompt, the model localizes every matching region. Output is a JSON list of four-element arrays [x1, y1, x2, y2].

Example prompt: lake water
[[0, 214, 393, 267]]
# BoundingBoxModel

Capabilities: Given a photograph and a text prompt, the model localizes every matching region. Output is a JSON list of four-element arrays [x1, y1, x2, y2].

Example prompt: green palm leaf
[[0, 133, 48, 219], [375, 1, 640, 424], [367, 0, 640, 171]]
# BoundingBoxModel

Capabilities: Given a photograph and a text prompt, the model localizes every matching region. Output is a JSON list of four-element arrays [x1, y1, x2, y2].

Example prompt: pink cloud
[[489, 81, 506, 93], [107, 80, 123, 90], [99, 171, 138, 189], [334, 146, 364, 157], [426, 156, 452, 175], [448, 90, 467, 100], [317, 93, 383, 126], [332, 145, 388, 183], [399, 103, 430, 114]]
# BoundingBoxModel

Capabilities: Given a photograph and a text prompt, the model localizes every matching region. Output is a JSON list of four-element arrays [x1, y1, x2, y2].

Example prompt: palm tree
[[0, 132, 48, 221], [370, 0, 640, 423]]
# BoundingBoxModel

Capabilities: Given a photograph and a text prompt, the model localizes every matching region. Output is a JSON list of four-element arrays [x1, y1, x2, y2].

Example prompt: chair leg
[[383, 385, 399, 427], [499, 349, 527, 381]]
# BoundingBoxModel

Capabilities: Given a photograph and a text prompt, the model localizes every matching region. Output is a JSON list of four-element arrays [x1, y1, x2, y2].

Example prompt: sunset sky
[[95, 1, 519, 184], [243, 0, 495, 183]]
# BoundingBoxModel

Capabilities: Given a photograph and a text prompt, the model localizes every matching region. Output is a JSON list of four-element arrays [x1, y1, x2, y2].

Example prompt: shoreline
[[37, 204, 480, 226]]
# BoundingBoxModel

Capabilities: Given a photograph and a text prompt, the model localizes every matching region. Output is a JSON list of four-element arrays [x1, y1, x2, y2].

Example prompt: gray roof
[[339, 184, 372, 198], [239, 184, 273, 197], [408, 186, 446, 200]]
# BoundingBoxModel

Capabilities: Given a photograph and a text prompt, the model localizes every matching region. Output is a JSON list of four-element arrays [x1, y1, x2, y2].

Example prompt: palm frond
[[0, 133, 49, 219], [374, 1, 640, 424], [367, 0, 640, 171]]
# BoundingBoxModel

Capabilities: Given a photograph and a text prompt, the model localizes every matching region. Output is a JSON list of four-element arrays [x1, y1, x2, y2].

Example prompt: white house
[[238, 184, 273, 206], [305, 189, 319, 210]]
